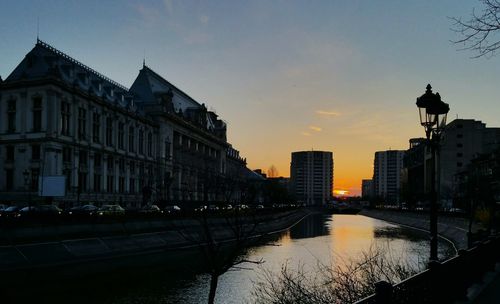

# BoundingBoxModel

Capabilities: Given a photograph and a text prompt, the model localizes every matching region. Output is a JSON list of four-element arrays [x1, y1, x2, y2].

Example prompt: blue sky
[[1, 0, 499, 194]]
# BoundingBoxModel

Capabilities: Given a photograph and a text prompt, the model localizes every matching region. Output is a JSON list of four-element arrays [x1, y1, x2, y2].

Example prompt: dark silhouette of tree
[[175, 209, 266, 304], [173, 167, 266, 304], [267, 165, 279, 178], [451, 0, 500, 57]]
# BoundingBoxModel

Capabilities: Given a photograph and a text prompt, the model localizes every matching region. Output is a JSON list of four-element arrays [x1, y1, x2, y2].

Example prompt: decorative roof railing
[[36, 38, 129, 92]]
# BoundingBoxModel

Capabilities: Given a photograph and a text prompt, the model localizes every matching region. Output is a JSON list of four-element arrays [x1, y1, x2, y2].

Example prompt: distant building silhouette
[[373, 150, 405, 204], [290, 151, 333, 206], [361, 179, 374, 199], [0, 39, 250, 207], [401, 138, 426, 208]]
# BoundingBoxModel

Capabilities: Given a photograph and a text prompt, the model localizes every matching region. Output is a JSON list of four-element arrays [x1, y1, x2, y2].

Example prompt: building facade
[[401, 138, 427, 207], [0, 40, 248, 208], [373, 150, 405, 204], [290, 151, 333, 206], [438, 119, 500, 207], [361, 179, 374, 199]]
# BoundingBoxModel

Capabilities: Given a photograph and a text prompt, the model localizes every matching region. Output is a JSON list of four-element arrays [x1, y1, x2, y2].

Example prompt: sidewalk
[[359, 209, 482, 250]]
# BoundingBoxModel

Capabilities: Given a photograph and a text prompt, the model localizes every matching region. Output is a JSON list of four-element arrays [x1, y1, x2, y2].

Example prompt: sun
[[334, 189, 349, 196]]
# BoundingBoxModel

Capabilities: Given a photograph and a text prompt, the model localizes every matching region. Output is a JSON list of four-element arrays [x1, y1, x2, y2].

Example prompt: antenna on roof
[[143, 49, 146, 67], [36, 16, 40, 41]]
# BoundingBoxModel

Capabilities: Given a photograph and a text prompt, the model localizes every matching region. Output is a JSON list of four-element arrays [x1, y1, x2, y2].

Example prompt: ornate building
[[0, 40, 249, 208]]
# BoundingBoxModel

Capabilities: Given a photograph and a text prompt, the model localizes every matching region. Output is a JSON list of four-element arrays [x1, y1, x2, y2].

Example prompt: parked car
[[38, 205, 63, 215], [1, 206, 22, 218], [208, 205, 219, 212], [164, 205, 181, 214], [222, 204, 233, 211], [98, 205, 125, 216], [194, 205, 208, 212], [19, 206, 39, 214], [448, 208, 466, 214], [68, 205, 99, 216], [139, 205, 162, 214]]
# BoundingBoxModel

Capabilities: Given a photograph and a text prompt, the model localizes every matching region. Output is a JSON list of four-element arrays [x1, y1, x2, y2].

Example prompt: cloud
[[301, 132, 312, 136], [309, 125, 322, 132], [316, 110, 341, 116]]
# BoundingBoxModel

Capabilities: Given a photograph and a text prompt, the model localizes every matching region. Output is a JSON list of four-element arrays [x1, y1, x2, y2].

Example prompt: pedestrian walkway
[[359, 209, 482, 250]]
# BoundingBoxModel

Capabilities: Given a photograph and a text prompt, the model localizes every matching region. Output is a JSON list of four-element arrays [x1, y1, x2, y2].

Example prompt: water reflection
[[2, 214, 456, 304], [289, 214, 330, 239]]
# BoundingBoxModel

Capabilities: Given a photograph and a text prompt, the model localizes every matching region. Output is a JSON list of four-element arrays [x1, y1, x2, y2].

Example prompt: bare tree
[[173, 173, 266, 304], [451, 0, 500, 57], [252, 245, 423, 304], [267, 165, 279, 178]]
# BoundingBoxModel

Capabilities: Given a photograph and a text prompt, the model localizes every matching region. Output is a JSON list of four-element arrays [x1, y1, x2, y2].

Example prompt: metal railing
[[355, 234, 500, 304]]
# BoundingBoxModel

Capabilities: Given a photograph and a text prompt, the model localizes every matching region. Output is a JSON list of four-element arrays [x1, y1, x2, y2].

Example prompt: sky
[[2, 0, 500, 195]]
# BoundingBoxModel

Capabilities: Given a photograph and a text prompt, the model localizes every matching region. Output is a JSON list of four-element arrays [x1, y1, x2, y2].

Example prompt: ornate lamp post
[[416, 84, 450, 261]]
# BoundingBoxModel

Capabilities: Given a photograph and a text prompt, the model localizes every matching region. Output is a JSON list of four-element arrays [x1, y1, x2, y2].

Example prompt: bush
[[252, 245, 423, 304]]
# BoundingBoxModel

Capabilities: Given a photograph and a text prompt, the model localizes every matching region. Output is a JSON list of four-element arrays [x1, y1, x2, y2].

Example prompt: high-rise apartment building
[[438, 119, 500, 206], [373, 150, 405, 204], [290, 151, 333, 206]]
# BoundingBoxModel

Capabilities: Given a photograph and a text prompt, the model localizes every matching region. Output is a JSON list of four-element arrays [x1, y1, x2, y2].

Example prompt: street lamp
[[416, 84, 450, 261]]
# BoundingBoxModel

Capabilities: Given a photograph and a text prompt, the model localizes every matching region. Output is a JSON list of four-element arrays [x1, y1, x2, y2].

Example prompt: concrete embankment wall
[[0, 210, 309, 273], [359, 209, 474, 250]]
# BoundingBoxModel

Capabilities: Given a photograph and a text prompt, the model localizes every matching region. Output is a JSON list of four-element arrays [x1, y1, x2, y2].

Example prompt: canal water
[[5, 214, 455, 304]]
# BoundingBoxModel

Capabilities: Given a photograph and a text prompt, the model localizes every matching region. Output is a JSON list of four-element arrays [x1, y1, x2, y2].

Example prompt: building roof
[[130, 64, 202, 109], [5, 39, 136, 110]]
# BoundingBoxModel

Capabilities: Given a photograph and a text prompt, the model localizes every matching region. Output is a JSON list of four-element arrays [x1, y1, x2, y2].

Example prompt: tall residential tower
[[373, 150, 405, 204], [290, 151, 333, 206]]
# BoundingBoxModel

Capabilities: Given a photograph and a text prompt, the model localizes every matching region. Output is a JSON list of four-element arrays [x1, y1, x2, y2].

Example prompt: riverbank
[[359, 209, 482, 250], [0, 209, 311, 274]]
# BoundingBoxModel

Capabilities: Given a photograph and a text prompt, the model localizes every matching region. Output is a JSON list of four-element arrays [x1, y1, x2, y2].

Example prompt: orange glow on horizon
[[334, 189, 349, 196]]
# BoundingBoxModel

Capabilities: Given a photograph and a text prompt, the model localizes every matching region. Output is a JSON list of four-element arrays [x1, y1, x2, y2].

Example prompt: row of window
[[6, 97, 43, 133], [4, 145, 41, 162], [62, 101, 155, 156], [71, 171, 144, 194], [174, 132, 219, 159], [4, 98, 155, 157], [4, 168, 40, 191]]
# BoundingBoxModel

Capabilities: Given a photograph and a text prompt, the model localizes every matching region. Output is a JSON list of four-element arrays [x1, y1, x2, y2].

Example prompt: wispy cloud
[[301, 132, 311, 136], [316, 110, 341, 116], [309, 125, 322, 132]]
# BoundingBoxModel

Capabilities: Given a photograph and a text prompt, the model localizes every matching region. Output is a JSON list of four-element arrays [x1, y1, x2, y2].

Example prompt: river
[[6, 214, 455, 304]]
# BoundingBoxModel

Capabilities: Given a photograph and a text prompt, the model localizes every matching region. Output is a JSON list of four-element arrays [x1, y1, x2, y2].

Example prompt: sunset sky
[[2, 1, 500, 195]]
